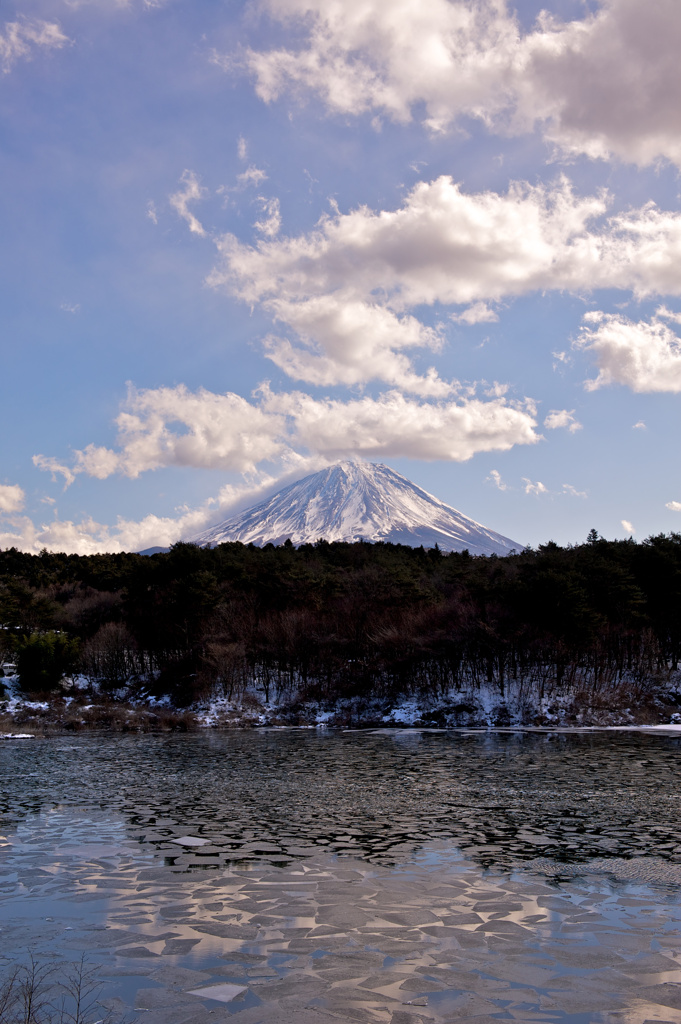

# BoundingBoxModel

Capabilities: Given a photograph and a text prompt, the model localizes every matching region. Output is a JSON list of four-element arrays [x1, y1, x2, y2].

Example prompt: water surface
[[3, 730, 681, 1023]]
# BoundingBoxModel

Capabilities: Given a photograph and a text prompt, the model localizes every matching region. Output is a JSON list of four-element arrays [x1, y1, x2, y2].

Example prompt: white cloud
[[261, 296, 449, 395], [214, 176, 612, 309], [451, 302, 499, 325], [34, 382, 540, 489], [147, 200, 158, 224], [240, 0, 681, 167], [241, 0, 520, 130], [0, 509, 206, 557], [621, 519, 635, 535], [210, 175, 681, 392], [633, 420, 646, 429], [60, 302, 80, 314], [523, 478, 547, 496], [0, 18, 69, 73], [79, 384, 287, 478], [666, 501, 681, 512], [576, 310, 681, 392], [237, 135, 247, 160], [0, 484, 25, 514], [254, 196, 281, 237], [34, 385, 284, 488], [169, 169, 207, 236], [269, 387, 539, 462], [519, 0, 681, 167], [544, 408, 582, 433], [487, 469, 507, 491]]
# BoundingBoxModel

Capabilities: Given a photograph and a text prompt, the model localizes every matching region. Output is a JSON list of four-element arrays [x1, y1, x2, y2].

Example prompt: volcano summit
[[192, 462, 520, 556]]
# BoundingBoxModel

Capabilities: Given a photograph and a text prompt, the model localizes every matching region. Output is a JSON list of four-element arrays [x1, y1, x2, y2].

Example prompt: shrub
[[14, 632, 80, 693]]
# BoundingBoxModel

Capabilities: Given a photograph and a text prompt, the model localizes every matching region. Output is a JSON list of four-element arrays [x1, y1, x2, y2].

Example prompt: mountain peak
[[192, 461, 521, 556]]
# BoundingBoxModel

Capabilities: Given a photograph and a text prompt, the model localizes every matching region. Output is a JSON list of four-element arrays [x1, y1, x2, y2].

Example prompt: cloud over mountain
[[34, 383, 539, 485]]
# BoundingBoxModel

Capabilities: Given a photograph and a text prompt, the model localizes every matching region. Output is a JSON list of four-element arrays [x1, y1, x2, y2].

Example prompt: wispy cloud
[[254, 197, 281, 237], [487, 469, 508, 491], [237, 166, 268, 188], [520, 479, 586, 499], [169, 169, 207, 236], [562, 484, 587, 499], [0, 17, 69, 74], [523, 478, 548, 496], [32, 455, 76, 488]]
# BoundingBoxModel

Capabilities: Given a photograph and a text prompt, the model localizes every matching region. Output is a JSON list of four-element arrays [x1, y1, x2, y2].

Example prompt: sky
[[1, 0, 681, 554]]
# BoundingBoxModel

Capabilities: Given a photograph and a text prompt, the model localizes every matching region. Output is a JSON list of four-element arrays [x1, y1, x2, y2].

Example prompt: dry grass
[[0, 695, 197, 734]]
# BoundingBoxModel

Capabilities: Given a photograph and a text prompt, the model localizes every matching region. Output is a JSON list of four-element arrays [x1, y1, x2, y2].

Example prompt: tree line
[[1, 531, 680, 706]]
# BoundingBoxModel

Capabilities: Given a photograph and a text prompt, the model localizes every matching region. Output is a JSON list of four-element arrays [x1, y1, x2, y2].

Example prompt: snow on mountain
[[192, 461, 521, 556]]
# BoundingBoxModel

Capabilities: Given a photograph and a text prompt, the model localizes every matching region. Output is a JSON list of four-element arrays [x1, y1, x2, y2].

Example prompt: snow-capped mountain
[[192, 461, 521, 556]]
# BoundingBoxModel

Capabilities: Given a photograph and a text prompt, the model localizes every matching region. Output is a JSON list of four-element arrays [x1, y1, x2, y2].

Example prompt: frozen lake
[[3, 729, 681, 1023]]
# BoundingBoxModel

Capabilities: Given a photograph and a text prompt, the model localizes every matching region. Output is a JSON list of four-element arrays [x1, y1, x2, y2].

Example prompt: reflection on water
[[4, 729, 681, 868], [3, 730, 681, 1023]]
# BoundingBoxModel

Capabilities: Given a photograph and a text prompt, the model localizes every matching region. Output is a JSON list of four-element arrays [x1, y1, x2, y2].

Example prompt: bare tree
[[0, 953, 55, 1024], [0, 955, 122, 1024]]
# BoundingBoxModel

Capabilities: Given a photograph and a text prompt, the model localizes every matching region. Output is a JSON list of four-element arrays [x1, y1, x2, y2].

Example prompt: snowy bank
[[3, 671, 681, 732]]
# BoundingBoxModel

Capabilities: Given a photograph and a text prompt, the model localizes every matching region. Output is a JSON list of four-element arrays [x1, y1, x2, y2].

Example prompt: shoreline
[[3, 693, 681, 736], [4, 667, 681, 734], [4, 727, 681, 740]]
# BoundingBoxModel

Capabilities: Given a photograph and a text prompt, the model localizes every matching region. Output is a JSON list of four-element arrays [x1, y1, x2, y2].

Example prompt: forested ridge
[[1, 531, 681, 717]]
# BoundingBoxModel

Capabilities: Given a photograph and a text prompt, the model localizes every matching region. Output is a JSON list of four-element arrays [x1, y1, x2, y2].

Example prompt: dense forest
[[1, 531, 681, 721]]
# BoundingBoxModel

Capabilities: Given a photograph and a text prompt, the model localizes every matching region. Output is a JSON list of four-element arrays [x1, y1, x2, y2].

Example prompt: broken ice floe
[[187, 983, 246, 1003]]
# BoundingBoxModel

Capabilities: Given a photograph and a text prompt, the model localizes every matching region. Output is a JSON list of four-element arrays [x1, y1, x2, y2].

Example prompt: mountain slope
[[192, 461, 521, 556]]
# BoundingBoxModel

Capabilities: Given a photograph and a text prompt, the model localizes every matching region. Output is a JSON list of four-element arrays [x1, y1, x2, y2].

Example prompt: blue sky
[[1, 0, 680, 553]]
